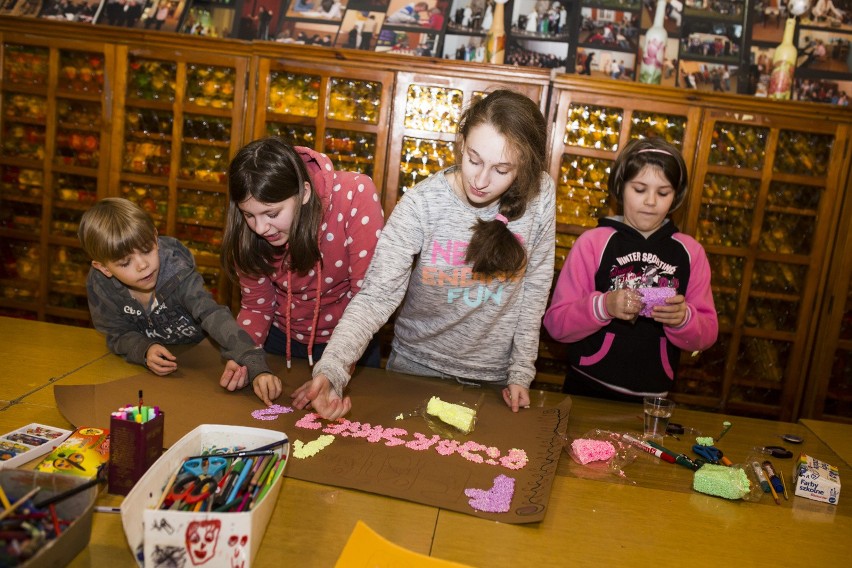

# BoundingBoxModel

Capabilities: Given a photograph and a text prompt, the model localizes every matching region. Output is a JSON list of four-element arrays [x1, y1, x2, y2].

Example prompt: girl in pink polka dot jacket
[[219, 138, 384, 406], [292, 90, 556, 420]]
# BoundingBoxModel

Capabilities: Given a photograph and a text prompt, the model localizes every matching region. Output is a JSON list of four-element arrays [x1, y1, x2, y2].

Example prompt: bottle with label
[[485, 0, 507, 64], [639, 0, 668, 84], [768, 18, 797, 100]]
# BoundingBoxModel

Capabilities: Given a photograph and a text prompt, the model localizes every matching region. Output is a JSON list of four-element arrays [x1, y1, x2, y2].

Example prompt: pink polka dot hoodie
[[235, 146, 384, 365]]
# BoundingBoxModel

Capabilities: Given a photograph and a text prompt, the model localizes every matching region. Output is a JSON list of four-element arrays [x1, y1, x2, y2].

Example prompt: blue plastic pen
[[227, 458, 253, 504]]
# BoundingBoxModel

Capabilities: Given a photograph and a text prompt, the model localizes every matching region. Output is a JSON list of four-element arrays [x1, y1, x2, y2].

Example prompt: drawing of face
[[185, 520, 221, 565], [227, 534, 249, 568]]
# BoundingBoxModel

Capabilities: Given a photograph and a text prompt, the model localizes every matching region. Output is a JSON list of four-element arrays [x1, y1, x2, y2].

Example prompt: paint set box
[[120, 424, 289, 567], [0, 423, 72, 470], [794, 453, 841, 505]]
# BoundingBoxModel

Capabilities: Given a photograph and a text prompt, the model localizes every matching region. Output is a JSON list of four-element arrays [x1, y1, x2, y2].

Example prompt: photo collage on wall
[[3, 0, 849, 104], [750, 0, 852, 105]]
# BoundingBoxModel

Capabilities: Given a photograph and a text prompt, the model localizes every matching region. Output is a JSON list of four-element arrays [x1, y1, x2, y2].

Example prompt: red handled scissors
[[166, 475, 219, 510]]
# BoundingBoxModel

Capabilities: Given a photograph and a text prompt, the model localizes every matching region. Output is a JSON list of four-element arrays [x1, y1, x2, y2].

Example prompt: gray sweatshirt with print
[[86, 236, 271, 380], [313, 167, 556, 395]]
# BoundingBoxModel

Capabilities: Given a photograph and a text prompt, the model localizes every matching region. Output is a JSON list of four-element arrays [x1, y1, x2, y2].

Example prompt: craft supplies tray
[[0, 469, 98, 567], [120, 424, 289, 567]]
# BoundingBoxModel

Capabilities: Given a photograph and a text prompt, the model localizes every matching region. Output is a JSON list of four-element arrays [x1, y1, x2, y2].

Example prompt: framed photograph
[[679, 18, 742, 62], [745, 44, 774, 95], [380, 0, 447, 29], [797, 29, 851, 74], [0, 0, 43, 16], [446, 0, 504, 34], [285, 0, 347, 21], [374, 27, 441, 54], [576, 45, 636, 78], [505, 36, 570, 67], [96, 0, 188, 30], [179, 0, 236, 37], [750, 0, 785, 44], [578, 7, 639, 50], [681, 0, 745, 22], [582, 0, 641, 9], [678, 59, 737, 92], [275, 17, 339, 42], [39, 0, 101, 22], [234, 0, 286, 39], [639, 0, 681, 35], [793, 77, 852, 105], [335, 9, 385, 47], [442, 32, 488, 60], [511, 0, 572, 40], [799, 0, 852, 31]]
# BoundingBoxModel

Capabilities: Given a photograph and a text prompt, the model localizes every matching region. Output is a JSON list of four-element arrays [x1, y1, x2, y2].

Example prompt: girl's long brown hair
[[456, 90, 548, 277], [222, 138, 323, 279]]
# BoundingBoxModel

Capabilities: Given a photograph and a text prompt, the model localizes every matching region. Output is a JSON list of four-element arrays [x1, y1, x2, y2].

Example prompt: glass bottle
[[485, 0, 507, 65], [639, 0, 668, 85], [768, 18, 797, 100]]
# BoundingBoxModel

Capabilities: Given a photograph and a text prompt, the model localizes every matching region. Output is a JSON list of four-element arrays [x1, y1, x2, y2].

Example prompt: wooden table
[[1, 317, 850, 567]]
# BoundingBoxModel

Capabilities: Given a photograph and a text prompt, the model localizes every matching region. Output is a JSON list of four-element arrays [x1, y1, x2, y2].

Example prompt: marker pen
[[751, 461, 771, 493], [762, 460, 784, 495], [622, 434, 676, 463]]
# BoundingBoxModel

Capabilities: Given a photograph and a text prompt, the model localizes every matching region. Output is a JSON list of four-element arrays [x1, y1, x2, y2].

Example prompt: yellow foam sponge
[[426, 396, 476, 434]]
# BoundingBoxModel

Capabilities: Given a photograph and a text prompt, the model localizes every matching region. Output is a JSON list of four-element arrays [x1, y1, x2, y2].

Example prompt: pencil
[[0, 487, 41, 521], [762, 464, 781, 505], [0, 484, 12, 510], [780, 468, 789, 500], [155, 466, 182, 510]]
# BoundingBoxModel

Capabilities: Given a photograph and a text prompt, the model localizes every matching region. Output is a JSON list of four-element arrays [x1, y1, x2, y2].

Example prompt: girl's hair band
[[494, 213, 509, 225], [636, 147, 683, 188]]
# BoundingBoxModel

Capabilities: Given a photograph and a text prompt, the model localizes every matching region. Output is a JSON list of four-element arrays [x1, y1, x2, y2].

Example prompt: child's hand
[[605, 289, 643, 321], [219, 360, 248, 391], [145, 344, 177, 375], [253, 373, 283, 406], [652, 294, 687, 327], [502, 385, 530, 413], [291, 374, 351, 420]]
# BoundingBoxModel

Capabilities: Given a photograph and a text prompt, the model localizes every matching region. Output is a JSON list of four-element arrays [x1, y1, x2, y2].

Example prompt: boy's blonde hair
[[78, 198, 157, 263]]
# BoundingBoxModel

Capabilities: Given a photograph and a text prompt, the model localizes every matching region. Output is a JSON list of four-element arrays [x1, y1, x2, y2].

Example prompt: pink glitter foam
[[251, 404, 294, 420], [638, 287, 677, 317], [465, 474, 516, 513], [571, 438, 616, 464]]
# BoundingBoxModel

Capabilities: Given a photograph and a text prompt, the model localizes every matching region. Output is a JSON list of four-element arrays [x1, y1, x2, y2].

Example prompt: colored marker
[[751, 461, 771, 493], [622, 434, 676, 463], [762, 460, 785, 495], [645, 439, 700, 471], [762, 461, 781, 505]]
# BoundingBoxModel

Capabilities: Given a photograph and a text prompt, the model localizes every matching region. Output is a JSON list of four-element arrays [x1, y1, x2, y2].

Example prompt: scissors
[[758, 445, 793, 459], [183, 456, 228, 478], [692, 444, 732, 467], [165, 475, 219, 511]]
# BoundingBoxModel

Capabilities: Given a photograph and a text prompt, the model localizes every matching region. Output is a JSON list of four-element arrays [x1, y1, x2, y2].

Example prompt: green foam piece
[[693, 464, 751, 500]]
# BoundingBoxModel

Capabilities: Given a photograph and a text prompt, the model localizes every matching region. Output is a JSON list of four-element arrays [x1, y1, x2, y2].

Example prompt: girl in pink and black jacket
[[544, 138, 717, 401]]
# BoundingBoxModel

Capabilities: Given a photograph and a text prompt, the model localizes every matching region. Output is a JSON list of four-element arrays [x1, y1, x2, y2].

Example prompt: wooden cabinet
[[248, 48, 394, 204], [542, 76, 852, 421], [802, 174, 852, 424], [382, 64, 549, 216], [0, 32, 114, 324], [109, 42, 251, 308]]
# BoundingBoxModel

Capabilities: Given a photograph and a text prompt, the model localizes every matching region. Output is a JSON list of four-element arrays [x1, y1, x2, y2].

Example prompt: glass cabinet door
[[385, 71, 548, 217], [0, 36, 113, 324], [679, 110, 844, 420], [252, 58, 393, 206], [111, 45, 249, 303]]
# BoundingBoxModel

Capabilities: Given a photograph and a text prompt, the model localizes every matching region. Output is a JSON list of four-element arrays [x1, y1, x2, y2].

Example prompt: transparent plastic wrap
[[562, 429, 638, 484], [692, 462, 764, 502]]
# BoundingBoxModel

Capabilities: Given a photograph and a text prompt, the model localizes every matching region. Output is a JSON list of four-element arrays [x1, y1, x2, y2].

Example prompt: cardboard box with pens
[[120, 424, 289, 567], [107, 392, 165, 496]]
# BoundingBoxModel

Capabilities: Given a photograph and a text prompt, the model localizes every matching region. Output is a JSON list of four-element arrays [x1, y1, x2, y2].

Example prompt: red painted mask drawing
[[228, 534, 249, 568], [185, 519, 221, 565]]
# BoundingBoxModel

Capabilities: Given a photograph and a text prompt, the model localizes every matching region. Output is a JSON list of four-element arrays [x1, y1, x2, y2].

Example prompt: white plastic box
[[121, 424, 289, 567]]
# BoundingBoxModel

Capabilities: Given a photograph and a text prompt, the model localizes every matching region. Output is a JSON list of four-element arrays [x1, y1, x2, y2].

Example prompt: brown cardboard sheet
[[55, 341, 570, 523]]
